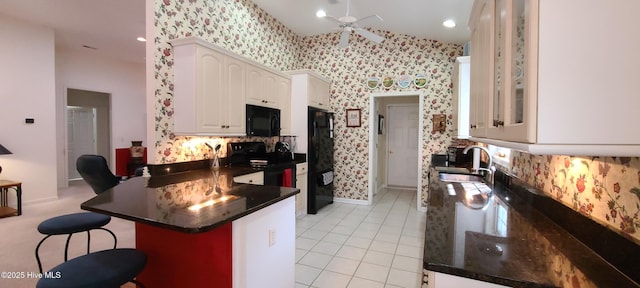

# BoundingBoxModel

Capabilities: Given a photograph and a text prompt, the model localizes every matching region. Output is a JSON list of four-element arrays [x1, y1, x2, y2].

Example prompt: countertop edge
[[81, 183, 299, 234]]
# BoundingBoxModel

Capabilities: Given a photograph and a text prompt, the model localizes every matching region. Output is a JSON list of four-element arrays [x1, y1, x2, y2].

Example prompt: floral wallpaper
[[508, 152, 640, 243], [151, 0, 463, 206], [152, 0, 300, 163], [297, 32, 461, 202]]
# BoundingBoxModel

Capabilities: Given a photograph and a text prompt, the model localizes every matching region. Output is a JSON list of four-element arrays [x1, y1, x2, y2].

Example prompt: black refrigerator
[[308, 107, 334, 214]]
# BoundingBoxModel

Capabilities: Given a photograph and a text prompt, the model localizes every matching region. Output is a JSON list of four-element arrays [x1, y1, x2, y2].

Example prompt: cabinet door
[[233, 172, 264, 185], [308, 75, 330, 109], [486, 0, 537, 143], [278, 76, 292, 135], [295, 163, 308, 218], [262, 71, 279, 108], [225, 57, 246, 134], [468, 0, 494, 137], [501, 0, 537, 143], [246, 64, 267, 107], [426, 271, 509, 288], [452, 56, 470, 139], [246, 66, 279, 109], [197, 48, 226, 133]]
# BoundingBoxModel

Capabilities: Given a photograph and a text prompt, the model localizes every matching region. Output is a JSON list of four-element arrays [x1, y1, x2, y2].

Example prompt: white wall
[[55, 48, 146, 188], [0, 15, 58, 203]]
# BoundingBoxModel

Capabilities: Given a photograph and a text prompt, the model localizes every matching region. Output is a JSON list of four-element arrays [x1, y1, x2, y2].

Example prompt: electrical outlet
[[268, 228, 276, 247]]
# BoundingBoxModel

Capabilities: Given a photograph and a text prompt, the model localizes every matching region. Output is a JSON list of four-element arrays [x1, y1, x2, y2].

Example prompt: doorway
[[368, 92, 424, 210], [66, 88, 111, 182], [67, 107, 97, 180]]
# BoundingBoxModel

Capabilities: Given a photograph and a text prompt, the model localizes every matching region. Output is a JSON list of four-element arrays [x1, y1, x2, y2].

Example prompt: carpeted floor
[[0, 181, 136, 288]]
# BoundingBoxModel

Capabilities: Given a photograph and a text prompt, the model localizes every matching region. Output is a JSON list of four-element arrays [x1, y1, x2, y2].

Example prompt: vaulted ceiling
[[0, 0, 472, 65]]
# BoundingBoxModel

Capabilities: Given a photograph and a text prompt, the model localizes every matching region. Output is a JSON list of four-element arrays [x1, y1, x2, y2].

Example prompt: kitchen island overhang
[[81, 169, 299, 288]]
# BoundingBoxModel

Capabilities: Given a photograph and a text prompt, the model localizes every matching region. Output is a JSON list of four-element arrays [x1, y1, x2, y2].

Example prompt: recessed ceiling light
[[137, 37, 147, 42], [442, 19, 456, 28], [316, 10, 326, 18]]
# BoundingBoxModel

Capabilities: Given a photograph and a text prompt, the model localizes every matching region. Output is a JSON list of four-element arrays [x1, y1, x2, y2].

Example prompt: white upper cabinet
[[246, 64, 281, 109], [468, 0, 640, 156], [172, 40, 245, 135], [452, 56, 471, 139], [278, 76, 292, 135], [307, 73, 331, 110], [171, 37, 291, 136], [468, 0, 493, 138]]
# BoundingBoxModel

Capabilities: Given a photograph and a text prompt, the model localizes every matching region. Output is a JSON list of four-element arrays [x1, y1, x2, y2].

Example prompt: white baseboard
[[334, 197, 369, 206], [386, 185, 418, 191]]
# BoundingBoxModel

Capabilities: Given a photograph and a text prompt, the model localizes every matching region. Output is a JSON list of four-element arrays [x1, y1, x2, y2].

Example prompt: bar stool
[[35, 155, 122, 273], [35, 212, 116, 273], [36, 248, 146, 288]]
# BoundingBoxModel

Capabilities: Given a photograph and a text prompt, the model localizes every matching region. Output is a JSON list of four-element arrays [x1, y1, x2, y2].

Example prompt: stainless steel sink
[[438, 173, 484, 183]]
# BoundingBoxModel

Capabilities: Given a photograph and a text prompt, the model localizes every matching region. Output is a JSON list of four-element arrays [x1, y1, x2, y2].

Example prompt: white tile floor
[[295, 188, 426, 288]]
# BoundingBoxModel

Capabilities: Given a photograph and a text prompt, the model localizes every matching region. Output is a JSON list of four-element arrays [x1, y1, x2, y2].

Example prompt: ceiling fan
[[318, 0, 385, 48]]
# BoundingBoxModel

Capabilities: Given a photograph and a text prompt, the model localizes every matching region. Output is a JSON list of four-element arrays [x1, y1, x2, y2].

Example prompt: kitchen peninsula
[[81, 166, 299, 288]]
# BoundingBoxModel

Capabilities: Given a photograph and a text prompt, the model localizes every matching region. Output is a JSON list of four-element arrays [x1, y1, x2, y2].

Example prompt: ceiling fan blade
[[355, 28, 384, 44], [338, 30, 350, 48], [354, 14, 383, 24], [322, 15, 343, 24]]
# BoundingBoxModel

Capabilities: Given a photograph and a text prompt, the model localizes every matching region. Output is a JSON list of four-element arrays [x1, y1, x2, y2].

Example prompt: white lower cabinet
[[233, 172, 264, 185], [426, 271, 510, 288], [295, 163, 308, 218], [233, 197, 295, 288]]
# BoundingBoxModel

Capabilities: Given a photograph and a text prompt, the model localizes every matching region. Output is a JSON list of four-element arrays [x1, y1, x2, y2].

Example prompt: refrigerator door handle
[[313, 120, 320, 160]]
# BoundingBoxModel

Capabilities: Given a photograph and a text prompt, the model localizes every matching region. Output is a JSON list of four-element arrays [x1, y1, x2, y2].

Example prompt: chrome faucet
[[463, 145, 496, 184]]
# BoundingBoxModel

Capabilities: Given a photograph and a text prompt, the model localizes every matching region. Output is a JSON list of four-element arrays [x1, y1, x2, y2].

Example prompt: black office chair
[[35, 154, 121, 273]]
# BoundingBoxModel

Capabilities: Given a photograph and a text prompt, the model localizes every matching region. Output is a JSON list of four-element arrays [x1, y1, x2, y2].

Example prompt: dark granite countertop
[[81, 167, 299, 233], [424, 167, 639, 288]]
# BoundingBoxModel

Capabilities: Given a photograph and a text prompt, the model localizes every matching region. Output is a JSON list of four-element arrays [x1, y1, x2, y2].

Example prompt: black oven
[[246, 104, 280, 137]]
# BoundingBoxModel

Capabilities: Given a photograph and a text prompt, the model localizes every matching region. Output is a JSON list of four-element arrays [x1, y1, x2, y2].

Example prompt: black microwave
[[246, 104, 280, 137]]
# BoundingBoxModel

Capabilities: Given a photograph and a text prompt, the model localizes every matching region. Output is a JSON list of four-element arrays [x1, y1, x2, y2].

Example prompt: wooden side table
[[0, 180, 22, 217]]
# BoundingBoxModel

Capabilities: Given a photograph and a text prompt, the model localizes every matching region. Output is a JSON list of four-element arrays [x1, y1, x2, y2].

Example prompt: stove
[[227, 142, 296, 187]]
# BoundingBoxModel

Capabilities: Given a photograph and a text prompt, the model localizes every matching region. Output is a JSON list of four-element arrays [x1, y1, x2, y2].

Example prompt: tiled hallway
[[294, 189, 426, 288]]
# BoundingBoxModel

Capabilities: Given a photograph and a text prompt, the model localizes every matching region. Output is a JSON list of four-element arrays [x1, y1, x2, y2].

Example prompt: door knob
[[389, 150, 393, 154]]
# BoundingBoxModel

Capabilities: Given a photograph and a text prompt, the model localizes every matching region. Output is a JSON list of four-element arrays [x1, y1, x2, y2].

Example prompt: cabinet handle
[[470, 124, 477, 129], [220, 125, 225, 128], [248, 180, 253, 183], [493, 120, 505, 127]]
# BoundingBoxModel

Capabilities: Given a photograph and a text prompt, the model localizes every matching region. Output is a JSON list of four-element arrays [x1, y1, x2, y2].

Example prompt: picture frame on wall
[[432, 114, 446, 133], [346, 109, 361, 127], [378, 115, 384, 134]]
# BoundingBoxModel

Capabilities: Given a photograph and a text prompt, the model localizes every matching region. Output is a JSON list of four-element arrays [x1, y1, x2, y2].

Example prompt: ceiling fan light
[[442, 19, 456, 28], [316, 10, 326, 18]]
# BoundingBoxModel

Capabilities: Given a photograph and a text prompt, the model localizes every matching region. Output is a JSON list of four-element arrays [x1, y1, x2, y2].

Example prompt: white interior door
[[387, 105, 419, 188], [67, 106, 97, 180]]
